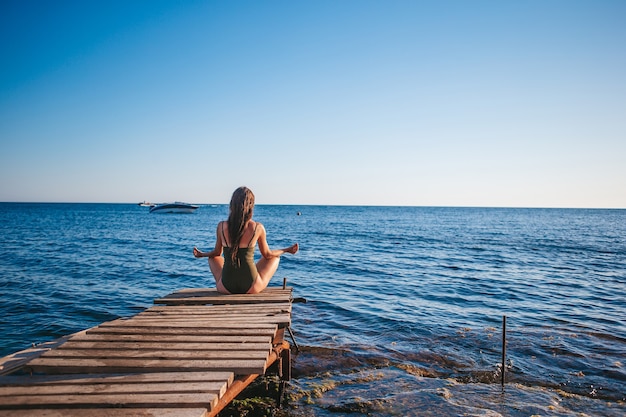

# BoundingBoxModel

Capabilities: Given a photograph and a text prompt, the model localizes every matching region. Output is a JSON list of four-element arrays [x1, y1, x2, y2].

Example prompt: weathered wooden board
[[25, 358, 270, 375], [143, 302, 292, 311], [124, 312, 291, 324], [130, 315, 285, 322], [55, 341, 271, 351], [142, 303, 292, 314], [155, 287, 293, 306], [40, 349, 270, 360], [66, 333, 273, 344], [0, 409, 208, 417], [154, 297, 290, 306], [85, 326, 277, 336], [0, 371, 234, 386], [0, 392, 218, 409], [0, 381, 227, 396], [98, 318, 288, 327], [161, 287, 291, 297]]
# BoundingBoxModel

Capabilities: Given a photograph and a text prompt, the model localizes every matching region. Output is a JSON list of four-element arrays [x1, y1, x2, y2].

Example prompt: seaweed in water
[[217, 376, 288, 417]]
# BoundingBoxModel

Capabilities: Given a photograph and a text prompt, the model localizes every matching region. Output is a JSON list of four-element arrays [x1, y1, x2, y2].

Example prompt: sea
[[0, 203, 624, 416]]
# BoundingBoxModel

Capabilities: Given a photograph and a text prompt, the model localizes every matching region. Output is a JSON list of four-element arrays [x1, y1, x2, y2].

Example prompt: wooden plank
[[157, 292, 293, 300], [157, 289, 293, 299], [154, 288, 293, 306], [40, 349, 270, 360], [66, 334, 273, 344], [164, 287, 291, 296], [120, 319, 290, 328], [55, 342, 271, 351], [26, 358, 269, 375], [0, 392, 218, 409], [144, 302, 292, 310], [99, 317, 289, 327], [154, 297, 290, 306], [142, 303, 292, 314], [121, 318, 289, 328], [0, 409, 208, 417], [0, 372, 234, 387], [127, 313, 291, 322], [86, 326, 277, 336], [134, 313, 290, 320], [0, 381, 228, 397]]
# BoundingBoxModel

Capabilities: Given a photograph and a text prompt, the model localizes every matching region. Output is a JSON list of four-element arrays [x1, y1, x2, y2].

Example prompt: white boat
[[149, 202, 199, 214]]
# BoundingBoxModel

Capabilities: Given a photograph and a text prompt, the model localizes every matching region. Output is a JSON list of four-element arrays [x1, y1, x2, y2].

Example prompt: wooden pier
[[0, 287, 294, 416]]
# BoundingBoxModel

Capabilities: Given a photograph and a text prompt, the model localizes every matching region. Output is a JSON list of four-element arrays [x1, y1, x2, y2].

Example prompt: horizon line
[[0, 201, 624, 210]]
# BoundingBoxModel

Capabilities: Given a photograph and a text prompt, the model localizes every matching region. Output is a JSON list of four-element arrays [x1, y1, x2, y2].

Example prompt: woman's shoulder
[[253, 221, 266, 235], [248, 220, 264, 233]]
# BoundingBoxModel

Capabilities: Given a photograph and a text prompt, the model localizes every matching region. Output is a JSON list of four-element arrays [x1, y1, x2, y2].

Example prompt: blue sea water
[[0, 203, 624, 416]]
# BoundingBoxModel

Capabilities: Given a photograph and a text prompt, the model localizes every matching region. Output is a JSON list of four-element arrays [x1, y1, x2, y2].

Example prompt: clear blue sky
[[1, 0, 624, 207]]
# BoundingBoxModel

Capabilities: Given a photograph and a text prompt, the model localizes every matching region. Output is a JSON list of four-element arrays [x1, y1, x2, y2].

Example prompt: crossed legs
[[248, 256, 281, 294], [208, 256, 280, 294], [208, 256, 229, 294]]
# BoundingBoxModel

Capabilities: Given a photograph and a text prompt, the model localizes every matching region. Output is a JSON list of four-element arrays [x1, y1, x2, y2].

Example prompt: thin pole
[[501, 315, 507, 389], [287, 326, 300, 352]]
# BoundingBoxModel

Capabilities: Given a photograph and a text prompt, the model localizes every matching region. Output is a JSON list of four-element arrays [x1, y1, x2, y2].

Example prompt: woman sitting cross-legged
[[193, 186, 298, 294]]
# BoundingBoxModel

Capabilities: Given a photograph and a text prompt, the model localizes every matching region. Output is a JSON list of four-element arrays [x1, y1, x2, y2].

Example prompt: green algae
[[217, 375, 288, 417]]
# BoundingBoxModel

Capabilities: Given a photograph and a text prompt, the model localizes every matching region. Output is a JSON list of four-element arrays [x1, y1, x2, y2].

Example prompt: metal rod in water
[[287, 326, 300, 352], [501, 315, 507, 389]]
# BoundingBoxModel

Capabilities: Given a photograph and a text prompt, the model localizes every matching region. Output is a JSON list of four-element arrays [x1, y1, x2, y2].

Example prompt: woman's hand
[[193, 247, 205, 258]]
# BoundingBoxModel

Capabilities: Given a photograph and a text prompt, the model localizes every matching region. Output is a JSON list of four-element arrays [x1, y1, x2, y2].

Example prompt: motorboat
[[138, 201, 154, 207], [149, 202, 199, 214]]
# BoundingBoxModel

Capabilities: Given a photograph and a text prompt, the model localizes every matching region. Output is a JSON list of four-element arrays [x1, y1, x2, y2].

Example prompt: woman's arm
[[257, 223, 299, 259], [193, 222, 224, 258]]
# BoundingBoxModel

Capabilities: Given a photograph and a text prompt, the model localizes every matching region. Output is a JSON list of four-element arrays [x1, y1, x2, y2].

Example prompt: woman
[[193, 186, 298, 294]]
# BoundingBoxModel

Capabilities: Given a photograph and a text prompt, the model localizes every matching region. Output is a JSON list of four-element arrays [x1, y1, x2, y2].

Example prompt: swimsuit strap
[[221, 222, 228, 246], [247, 222, 258, 247], [222, 221, 257, 247]]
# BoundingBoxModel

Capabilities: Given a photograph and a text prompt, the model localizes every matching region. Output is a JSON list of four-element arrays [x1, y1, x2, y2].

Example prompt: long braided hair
[[227, 186, 255, 265]]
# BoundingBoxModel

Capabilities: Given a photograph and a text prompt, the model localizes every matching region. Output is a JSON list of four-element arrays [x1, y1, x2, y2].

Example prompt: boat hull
[[149, 203, 199, 214]]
